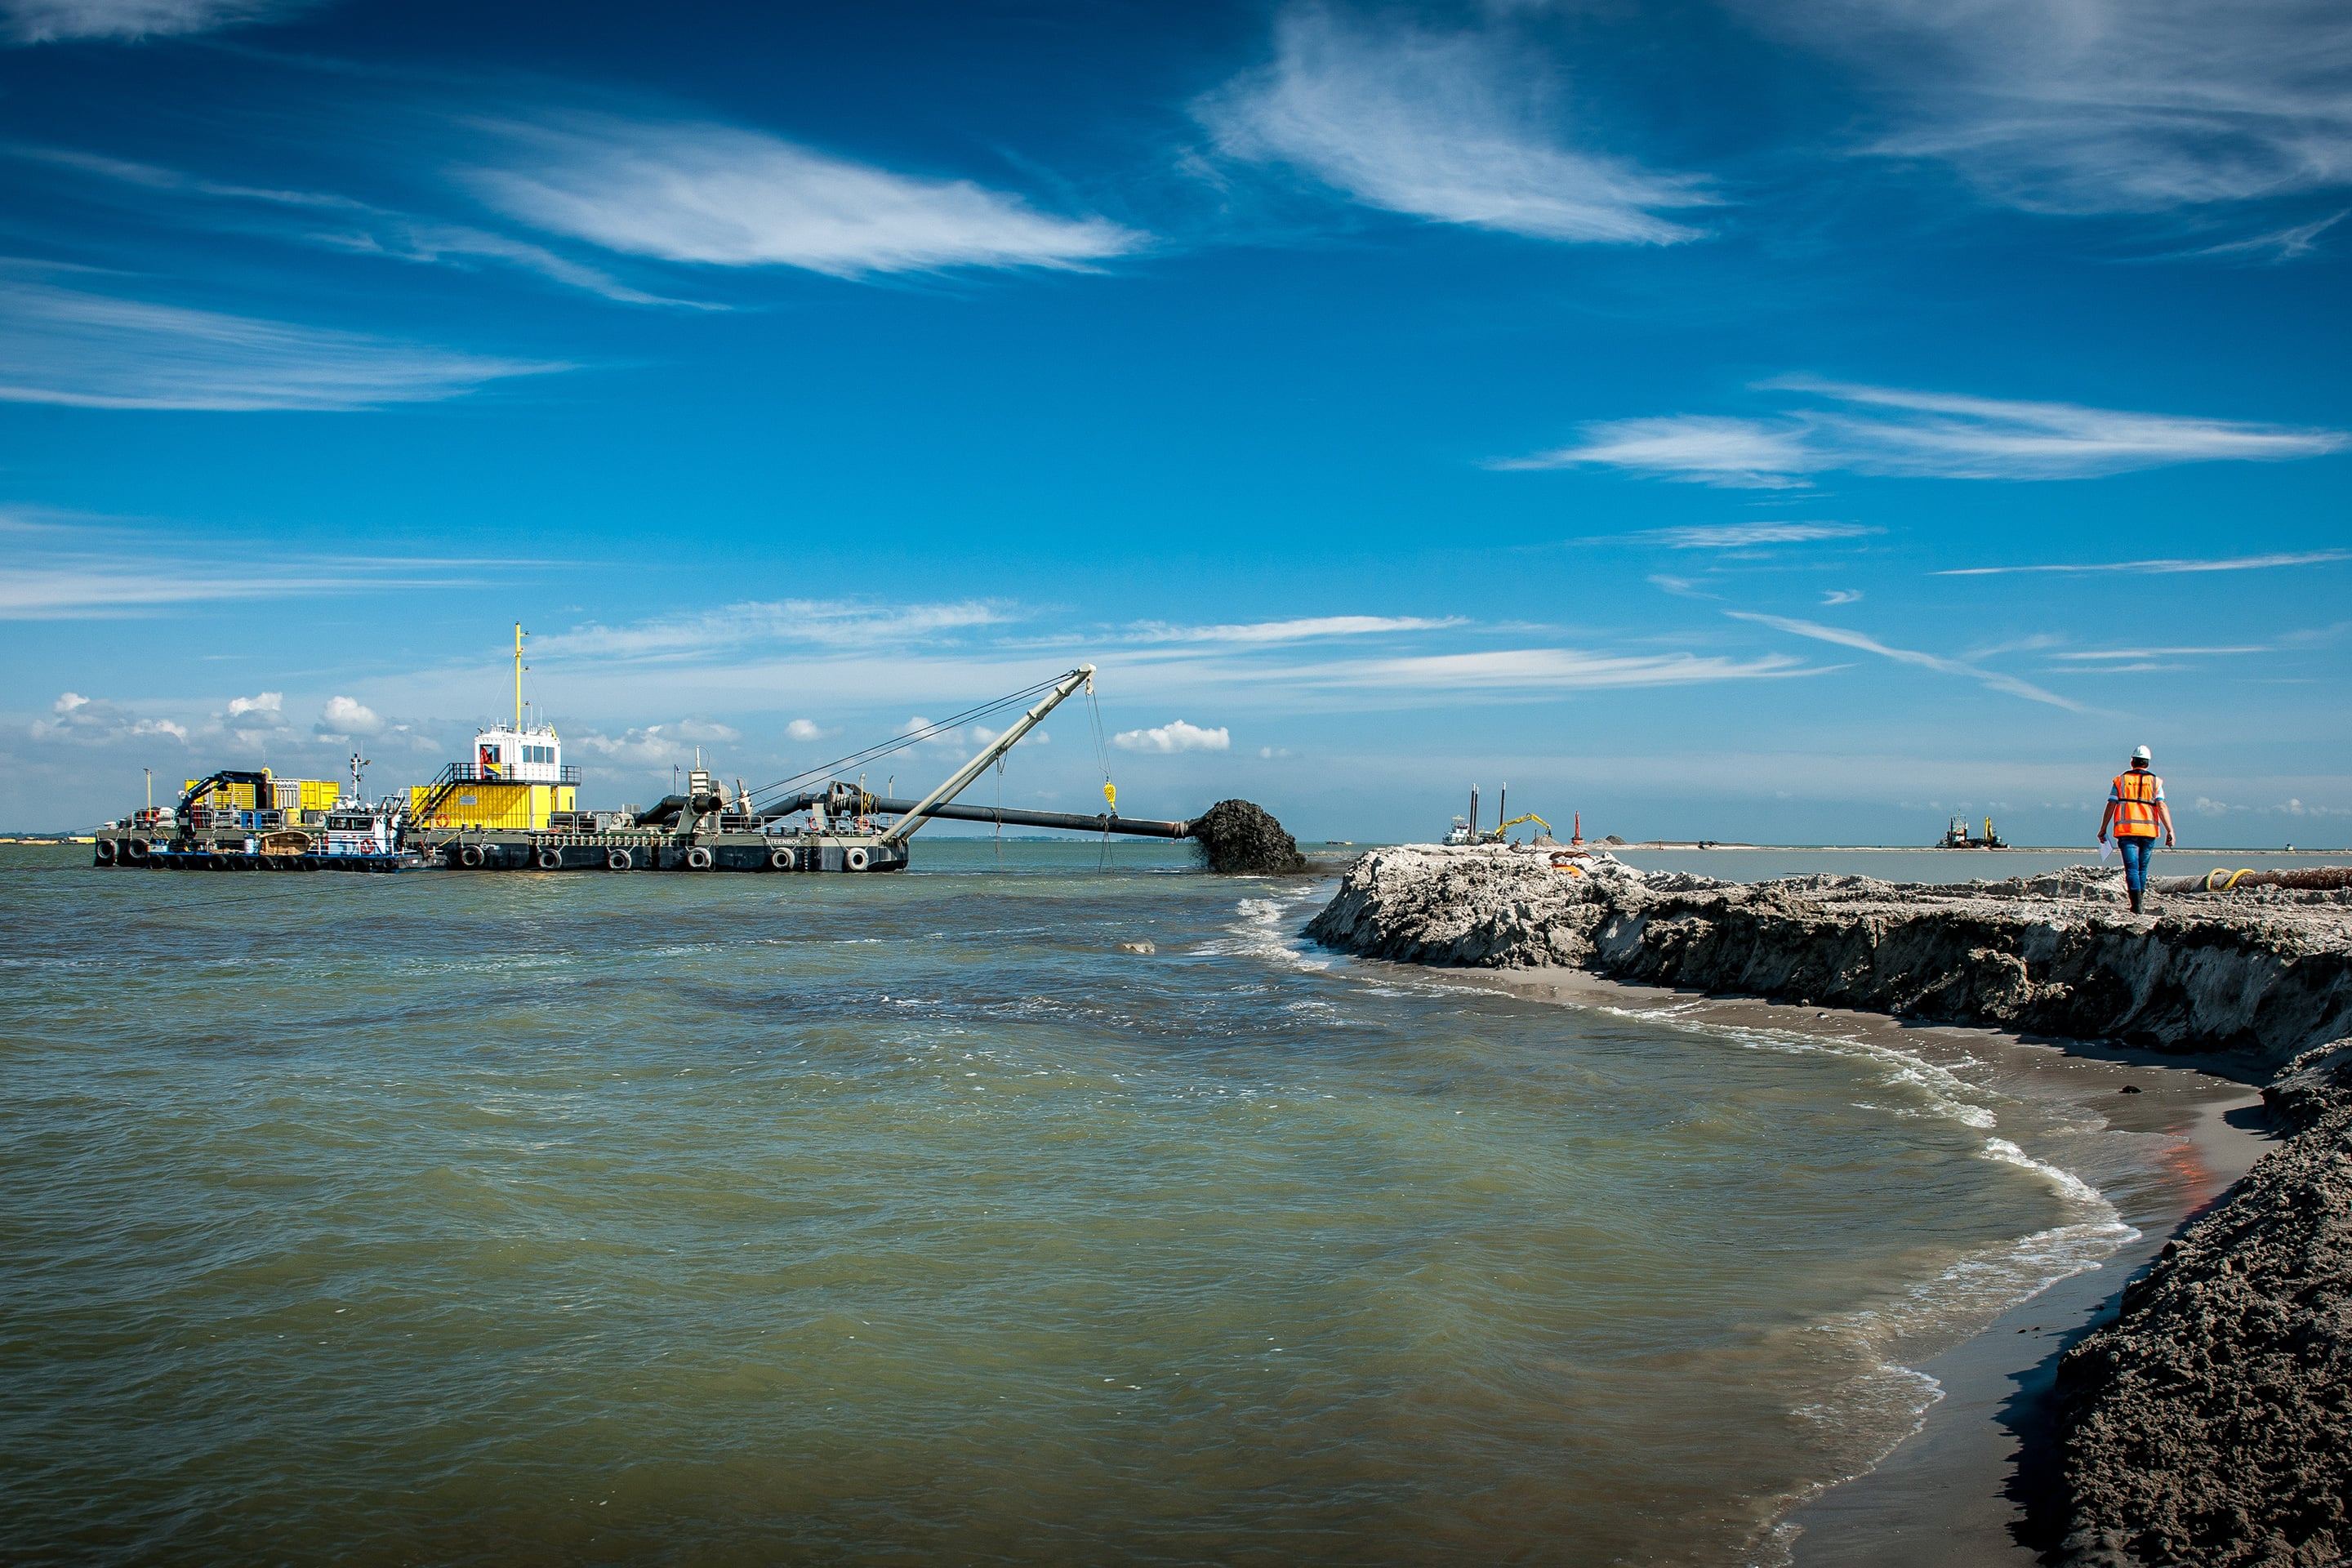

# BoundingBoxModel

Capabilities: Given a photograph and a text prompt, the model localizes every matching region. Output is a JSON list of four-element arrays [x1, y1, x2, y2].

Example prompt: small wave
[[1205, 892, 1335, 973], [1982, 1134, 2126, 1215], [1595, 1006, 2005, 1135]]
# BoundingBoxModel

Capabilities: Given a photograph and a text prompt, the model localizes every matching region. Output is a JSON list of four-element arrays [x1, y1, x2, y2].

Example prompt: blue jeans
[[2118, 836, 2156, 893]]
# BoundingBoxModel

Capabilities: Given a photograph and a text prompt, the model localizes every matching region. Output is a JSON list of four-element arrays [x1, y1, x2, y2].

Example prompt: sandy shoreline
[[1437, 964, 2274, 1564], [1301, 844, 2352, 1562]]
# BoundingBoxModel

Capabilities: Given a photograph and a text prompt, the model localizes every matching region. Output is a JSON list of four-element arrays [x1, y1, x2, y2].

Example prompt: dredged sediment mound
[[2054, 1040, 2352, 1567], [1305, 846, 2352, 1067], [1303, 844, 2352, 1564], [1190, 800, 1307, 875]]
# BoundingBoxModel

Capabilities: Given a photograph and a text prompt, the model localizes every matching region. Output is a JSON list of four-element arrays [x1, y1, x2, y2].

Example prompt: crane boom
[[877, 666, 1094, 845]]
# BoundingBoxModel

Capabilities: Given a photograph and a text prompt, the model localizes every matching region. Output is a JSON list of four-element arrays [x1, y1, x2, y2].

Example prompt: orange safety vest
[[2110, 769, 2163, 839]]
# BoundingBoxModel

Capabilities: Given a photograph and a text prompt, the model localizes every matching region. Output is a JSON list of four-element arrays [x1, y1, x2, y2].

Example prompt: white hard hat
[[2132, 744, 2153, 762]]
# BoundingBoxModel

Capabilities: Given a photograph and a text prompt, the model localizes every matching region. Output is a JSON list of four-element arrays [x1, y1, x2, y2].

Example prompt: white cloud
[[1727, 612, 2085, 711], [0, 523, 519, 618], [1196, 6, 1712, 244], [1296, 646, 1813, 691], [0, 278, 561, 411], [571, 719, 739, 768], [2187, 211, 2347, 263], [1940, 550, 2350, 577], [318, 694, 381, 734], [1503, 379, 2346, 485], [1821, 589, 1863, 605], [783, 718, 830, 742], [312, 220, 705, 309], [2051, 646, 2270, 662], [1740, 0, 2352, 215], [1646, 574, 1717, 599], [969, 725, 1046, 746], [1121, 614, 1463, 645], [220, 690, 287, 733], [469, 114, 1140, 278], [1113, 719, 1232, 753], [1495, 416, 1814, 487], [13, 145, 702, 309], [894, 716, 976, 751], [28, 690, 188, 743], [1, 0, 309, 43], [2191, 794, 2350, 818], [1642, 522, 1880, 549], [532, 599, 1007, 661]]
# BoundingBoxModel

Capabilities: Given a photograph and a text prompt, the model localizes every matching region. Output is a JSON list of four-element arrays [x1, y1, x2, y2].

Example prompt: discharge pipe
[[828, 795, 1191, 840]]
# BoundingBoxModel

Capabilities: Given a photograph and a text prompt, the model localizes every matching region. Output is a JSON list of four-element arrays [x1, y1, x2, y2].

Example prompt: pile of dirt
[[1306, 844, 2352, 1068], [2054, 1039, 2352, 1566], [1188, 800, 1307, 875]]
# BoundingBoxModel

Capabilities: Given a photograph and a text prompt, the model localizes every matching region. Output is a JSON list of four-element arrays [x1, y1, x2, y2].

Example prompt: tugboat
[[91, 750, 412, 871]]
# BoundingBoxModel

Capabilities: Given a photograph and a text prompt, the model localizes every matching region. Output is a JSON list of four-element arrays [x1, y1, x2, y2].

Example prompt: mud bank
[[1305, 846, 2352, 1566], [1305, 846, 2352, 1071], [2054, 1041, 2352, 1567]]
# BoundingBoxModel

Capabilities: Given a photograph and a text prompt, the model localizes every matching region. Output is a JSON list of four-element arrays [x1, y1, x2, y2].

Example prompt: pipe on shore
[[2152, 866, 2352, 894]]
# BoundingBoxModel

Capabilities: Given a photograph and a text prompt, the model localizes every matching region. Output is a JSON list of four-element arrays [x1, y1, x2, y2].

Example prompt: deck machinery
[[428, 665, 1196, 874]]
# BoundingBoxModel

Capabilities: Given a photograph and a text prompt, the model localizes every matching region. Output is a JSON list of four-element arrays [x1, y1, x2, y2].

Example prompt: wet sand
[[1432, 966, 2274, 1566]]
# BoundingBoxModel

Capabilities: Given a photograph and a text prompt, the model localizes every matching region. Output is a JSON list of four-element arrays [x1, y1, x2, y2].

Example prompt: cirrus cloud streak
[[1502, 378, 2345, 487]]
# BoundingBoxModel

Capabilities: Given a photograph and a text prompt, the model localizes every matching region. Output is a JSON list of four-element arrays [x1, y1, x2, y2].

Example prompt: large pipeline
[[2152, 866, 2352, 894], [764, 793, 1193, 840]]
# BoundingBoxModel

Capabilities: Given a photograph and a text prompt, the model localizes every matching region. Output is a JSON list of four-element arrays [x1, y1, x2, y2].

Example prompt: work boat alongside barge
[[91, 650, 1209, 875]]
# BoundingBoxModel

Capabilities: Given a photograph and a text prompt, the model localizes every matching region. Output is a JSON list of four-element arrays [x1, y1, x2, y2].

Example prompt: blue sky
[[2, 0, 2347, 843]]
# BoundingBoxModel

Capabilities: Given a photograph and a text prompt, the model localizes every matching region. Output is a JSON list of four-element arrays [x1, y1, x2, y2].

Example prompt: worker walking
[[2097, 744, 2176, 915]]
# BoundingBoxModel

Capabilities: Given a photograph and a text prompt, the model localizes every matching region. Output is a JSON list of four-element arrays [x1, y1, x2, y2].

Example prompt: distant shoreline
[[1612, 842, 2352, 855]]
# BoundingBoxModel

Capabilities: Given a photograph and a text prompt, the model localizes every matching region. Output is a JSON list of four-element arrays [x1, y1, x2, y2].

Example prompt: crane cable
[[738, 675, 1065, 810], [1085, 681, 1117, 869]]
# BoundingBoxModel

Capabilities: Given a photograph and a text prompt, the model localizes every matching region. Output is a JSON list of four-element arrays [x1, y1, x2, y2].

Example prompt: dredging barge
[[91, 661, 1232, 875], [428, 665, 1197, 874]]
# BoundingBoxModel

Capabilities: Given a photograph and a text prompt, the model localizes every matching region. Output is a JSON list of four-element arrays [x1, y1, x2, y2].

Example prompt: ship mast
[[513, 622, 528, 732]]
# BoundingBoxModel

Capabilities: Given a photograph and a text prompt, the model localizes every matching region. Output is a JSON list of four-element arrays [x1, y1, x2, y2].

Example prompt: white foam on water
[[1593, 1005, 2007, 1135], [1205, 891, 1336, 973], [1738, 1125, 2141, 1566]]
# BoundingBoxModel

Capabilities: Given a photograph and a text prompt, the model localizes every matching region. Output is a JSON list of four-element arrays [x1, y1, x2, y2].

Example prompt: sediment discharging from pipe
[[751, 791, 1308, 872], [1304, 845, 2352, 1564], [1188, 800, 1307, 875]]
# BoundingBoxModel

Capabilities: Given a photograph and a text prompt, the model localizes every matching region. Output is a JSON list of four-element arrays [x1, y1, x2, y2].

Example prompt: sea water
[[0, 842, 2235, 1565]]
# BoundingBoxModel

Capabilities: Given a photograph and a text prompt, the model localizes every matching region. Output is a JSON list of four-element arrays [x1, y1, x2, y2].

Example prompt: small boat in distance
[[1938, 814, 2007, 849]]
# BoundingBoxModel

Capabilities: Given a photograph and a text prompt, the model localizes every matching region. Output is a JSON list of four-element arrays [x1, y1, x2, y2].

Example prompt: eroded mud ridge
[[2055, 1040, 2352, 1567], [1305, 845, 2352, 1566], [1305, 846, 2352, 1067]]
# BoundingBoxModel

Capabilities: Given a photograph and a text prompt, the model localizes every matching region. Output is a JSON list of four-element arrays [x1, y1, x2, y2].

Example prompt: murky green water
[[0, 843, 2197, 1565]]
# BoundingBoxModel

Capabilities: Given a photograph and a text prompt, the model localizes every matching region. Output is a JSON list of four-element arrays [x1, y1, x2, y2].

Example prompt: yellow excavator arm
[[1486, 812, 1552, 840]]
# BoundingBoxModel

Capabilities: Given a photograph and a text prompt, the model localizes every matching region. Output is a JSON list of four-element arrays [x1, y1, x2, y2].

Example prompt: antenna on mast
[[513, 622, 528, 732]]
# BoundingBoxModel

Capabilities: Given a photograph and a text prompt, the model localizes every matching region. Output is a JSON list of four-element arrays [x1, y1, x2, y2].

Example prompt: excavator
[[1443, 784, 1555, 844]]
